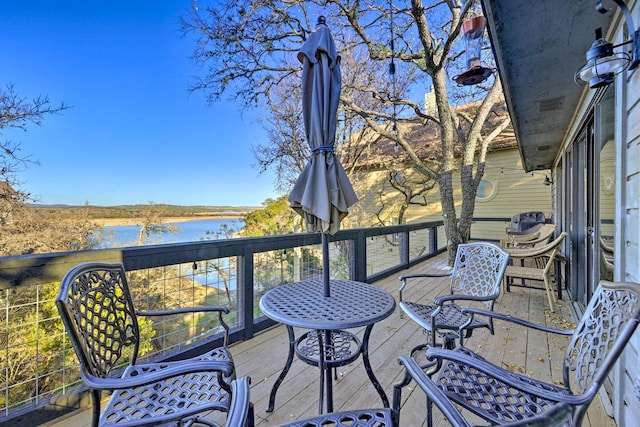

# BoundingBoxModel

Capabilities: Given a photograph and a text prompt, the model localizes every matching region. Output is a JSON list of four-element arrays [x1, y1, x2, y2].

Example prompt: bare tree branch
[[0, 84, 70, 206], [182, 0, 512, 263]]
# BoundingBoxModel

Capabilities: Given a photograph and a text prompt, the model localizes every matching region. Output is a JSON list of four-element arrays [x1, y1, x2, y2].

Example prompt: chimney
[[424, 86, 437, 117]]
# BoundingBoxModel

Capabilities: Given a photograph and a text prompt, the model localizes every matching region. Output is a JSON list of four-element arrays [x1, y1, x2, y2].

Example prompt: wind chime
[[388, 0, 399, 152]]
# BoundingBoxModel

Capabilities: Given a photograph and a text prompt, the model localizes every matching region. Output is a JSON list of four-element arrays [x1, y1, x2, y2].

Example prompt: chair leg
[[246, 404, 255, 427], [91, 389, 101, 427], [544, 276, 555, 312], [443, 333, 457, 350], [430, 326, 437, 348], [392, 362, 416, 427], [426, 395, 434, 427]]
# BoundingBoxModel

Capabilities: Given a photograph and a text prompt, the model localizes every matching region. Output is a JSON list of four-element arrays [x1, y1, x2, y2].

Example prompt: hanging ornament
[[388, 0, 399, 152]]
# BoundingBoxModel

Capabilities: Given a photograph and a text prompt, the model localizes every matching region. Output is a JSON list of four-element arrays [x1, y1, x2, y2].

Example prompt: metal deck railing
[[0, 220, 453, 426]]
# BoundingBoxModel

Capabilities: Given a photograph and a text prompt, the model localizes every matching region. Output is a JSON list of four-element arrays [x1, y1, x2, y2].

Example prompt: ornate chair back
[[564, 280, 640, 421], [450, 242, 510, 310], [56, 262, 246, 427], [56, 262, 140, 378], [399, 242, 509, 349]]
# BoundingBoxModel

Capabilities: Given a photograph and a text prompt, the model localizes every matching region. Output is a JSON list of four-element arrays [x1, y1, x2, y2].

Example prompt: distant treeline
[[32, 204, 259, 219]]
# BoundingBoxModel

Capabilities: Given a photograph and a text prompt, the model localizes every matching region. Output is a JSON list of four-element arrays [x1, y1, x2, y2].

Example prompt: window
[[476, 179, 497, 201]]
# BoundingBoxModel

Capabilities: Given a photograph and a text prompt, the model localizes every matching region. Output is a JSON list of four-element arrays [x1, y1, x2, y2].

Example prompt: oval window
[[476, 179, 497, 202]]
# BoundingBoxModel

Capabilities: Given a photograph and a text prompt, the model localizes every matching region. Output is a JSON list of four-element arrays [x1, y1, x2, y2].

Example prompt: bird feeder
[[454, 16, 493, 86]]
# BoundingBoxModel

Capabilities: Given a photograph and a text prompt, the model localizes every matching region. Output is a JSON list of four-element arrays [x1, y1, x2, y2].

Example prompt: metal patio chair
[[224, 377, 252, 427], [56, 262, 252, 427], [399, 242, 509, 350], [419, 280, 640, 427], [276, 356, 573, 427]]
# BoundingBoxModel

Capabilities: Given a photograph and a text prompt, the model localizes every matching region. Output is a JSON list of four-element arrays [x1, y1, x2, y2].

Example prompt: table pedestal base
[[266, 325, 390, 414]]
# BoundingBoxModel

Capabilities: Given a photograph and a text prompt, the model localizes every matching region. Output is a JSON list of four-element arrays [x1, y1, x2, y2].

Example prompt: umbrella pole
[[322, 232, 330, 297]]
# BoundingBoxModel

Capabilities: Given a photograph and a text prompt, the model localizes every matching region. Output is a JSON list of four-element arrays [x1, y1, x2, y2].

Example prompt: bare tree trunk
[[458, 163, 481, 241], [437, 74, 505, 265], [439, 170, 461, 265], [432, 69, 461, 265]]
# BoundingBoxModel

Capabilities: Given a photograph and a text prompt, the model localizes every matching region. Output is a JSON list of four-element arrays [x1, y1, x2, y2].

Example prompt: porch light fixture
[[454, 16, 493, 86], [543, 175, 553, 186], [574, 0, 640, 88]]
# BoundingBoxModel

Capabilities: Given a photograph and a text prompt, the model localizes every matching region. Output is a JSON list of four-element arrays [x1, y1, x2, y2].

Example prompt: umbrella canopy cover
[[289, 19, 358, 235]]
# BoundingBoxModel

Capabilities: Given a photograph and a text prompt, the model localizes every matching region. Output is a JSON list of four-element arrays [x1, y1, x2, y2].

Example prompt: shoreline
[[91, 216, 243, 227]]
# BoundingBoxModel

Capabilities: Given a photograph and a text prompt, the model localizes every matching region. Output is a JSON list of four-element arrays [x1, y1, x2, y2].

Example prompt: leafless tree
[[252, 40, 396, 193], [0, 84, 69, 207], [375, 169, 434, 226], [252, 80, 308, 192], [135, 202, 179, 245], [0, 205, 107, 256], [182, 0, 511, 263]]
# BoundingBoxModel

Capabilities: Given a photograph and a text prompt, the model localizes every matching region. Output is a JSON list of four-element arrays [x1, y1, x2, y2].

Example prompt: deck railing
[[0, 220, 452, 426]]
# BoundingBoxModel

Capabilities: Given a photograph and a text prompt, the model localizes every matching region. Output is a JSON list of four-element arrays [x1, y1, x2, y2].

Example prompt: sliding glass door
[[595, 88, 615, 284], [563, 86, 615, 311]]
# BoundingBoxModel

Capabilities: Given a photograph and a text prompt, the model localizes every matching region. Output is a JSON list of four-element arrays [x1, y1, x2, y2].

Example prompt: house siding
[[343, 149, 552, 244], [626, 135, 640, 284], [621, 53, 640, 424], [347, 168, 399, 227], [404, 149, 552, 241]]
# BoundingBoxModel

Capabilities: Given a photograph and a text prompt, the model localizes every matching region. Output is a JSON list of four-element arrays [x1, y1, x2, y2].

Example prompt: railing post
[[430, 225, 438, 254], [400, 230, 409, 267], [352, 231, 367, 282], [238, 244, 255, 341]]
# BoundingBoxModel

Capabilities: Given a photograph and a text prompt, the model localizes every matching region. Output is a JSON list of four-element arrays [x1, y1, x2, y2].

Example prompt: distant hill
[[32, 204, 259, 220]]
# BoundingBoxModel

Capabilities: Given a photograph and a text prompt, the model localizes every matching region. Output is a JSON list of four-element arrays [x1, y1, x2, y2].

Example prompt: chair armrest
[[510, 231, 542, 243], [138, 306, 231, 344], [506, 247, 553, 260], [506, 233, 566, 260], [399, 272, 452, 302], [397, 356, 471, 427], [228, 377, 252, 427], [432, 293, 500, 306], [80, 359, 235, 391], [460, 308, 574, 336], [137, 306, 230, 316], [424, 347, 587, 404]]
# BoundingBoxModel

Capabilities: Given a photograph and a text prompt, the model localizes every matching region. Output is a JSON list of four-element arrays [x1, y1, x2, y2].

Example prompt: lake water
[[102, 217, 246, 291], [103, 217, 245, 248]]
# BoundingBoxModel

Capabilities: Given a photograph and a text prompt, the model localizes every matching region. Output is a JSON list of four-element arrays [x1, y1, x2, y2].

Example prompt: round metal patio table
[[259, 279, 396, 414]]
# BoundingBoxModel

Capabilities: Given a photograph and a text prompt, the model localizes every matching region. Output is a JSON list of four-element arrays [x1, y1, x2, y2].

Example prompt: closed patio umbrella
[[289, 16, 358, 297]]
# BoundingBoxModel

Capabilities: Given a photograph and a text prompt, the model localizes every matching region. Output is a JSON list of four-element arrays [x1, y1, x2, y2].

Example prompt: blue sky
[[2, 1, 279, 207]]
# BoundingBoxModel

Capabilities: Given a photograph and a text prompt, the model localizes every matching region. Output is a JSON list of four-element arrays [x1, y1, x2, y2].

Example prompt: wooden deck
[[45, 253, 615, 427]]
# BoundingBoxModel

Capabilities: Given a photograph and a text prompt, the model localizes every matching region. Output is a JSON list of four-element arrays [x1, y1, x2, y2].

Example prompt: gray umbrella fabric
[[289, 19, 358, 236], [289, 18, 358, 296]]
